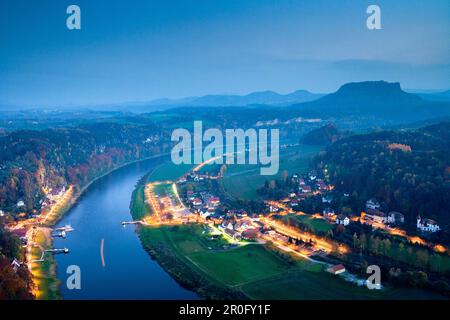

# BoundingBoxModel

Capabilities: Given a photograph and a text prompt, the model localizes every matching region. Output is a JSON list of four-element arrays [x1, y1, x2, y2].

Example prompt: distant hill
[[291, 81, 450, 122], [416, 90, 450, 102], [300, 123, 343, 145], [145, 89, 323, 107]]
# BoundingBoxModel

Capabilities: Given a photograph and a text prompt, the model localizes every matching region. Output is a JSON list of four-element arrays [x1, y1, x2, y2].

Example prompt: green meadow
[[147, 162, 195, 182], [135, 223, 445, 299], [283, 214, 335, 233]]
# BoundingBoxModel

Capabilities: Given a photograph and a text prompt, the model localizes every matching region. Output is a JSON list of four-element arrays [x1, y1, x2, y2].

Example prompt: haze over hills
[[414, 90, 450, 102], [2, 81, 449, 129], [0, 89, 324, 113], [143, 89, 324, 108]]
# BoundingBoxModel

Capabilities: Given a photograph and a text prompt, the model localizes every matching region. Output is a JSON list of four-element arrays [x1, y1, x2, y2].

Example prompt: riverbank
[[29, 228, 60, 300], [31, 154, 169, 300], [130, 176, 244, 299]]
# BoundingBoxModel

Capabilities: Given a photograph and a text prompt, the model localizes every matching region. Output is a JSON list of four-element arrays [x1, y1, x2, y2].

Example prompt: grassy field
[[30, 228, 60, 300], [135, 223, 446, 299], [130, 185, 149, 220], [286, 214, 334, 233], [241, 269, 445, 300], [188, 245, 290, 286], [147, 162, 195, 182], [220, 144, 322, 201]]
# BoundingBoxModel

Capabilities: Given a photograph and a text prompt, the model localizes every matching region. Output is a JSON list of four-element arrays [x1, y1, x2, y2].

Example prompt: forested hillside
[[0, 122, 169, 216], [315, 122, 450, 227]]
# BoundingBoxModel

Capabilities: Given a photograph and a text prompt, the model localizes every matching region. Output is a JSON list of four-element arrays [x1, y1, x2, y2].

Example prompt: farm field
[[136, 224, 446, 299], [281, 214, 335, 233], [147, 162, 195, 182]]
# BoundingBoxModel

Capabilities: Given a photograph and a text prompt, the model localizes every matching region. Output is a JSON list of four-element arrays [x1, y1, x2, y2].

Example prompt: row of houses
[[186, 190, 221, 219], [40, 186, 67, 210], [219, 216, 262, 241], [178, 171, 217, 184], [364, 198, 440, 232]]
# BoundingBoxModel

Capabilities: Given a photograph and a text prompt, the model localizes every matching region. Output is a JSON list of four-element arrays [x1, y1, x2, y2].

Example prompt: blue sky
[[0, 0, 449, 107]]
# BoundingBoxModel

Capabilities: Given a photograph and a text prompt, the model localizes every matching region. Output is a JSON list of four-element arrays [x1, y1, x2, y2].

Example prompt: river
[[53, 158, 199, 299]]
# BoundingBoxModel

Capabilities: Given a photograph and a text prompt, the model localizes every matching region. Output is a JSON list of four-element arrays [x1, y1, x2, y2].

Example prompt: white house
[[192, 198, 202, 206], [322, 196, 332, 204], [199, 208, 211, 219], [388, 211, 405, 224], [336, 214, 350, 226], [299, 185, 312, 193], [327, 264, 346, 275], [417, 216, 440, 233], [17, 200, 25, 208], [322, 207, 335, 218], [366, 198, 381, 210], [11, 258, 21, 272], [208, 197, 220, 206], [269, 206, 279, 213], [364, 209, 391, 224]]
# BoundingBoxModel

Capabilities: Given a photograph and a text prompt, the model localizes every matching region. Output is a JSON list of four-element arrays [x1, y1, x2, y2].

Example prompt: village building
[[388, 211, 405, 224], [316, 180, 329, 191], [364, 208, 391, 224], [322, 195, 332, 204], [327, 264, 346, 275], [336, 214, 350, 226], [47, 186, 66, 202], [224, 228, 241, 241], [308, 171, 317, 181], [322, 207, 335, 218], [417, 216, 440, 232], [11, 258, 21, 272], [208, 197, 220, 206], [269, 205, 279, 213], [199, 208, 211, 219], [299, 185, 312, 194], [366, 198, 381, 210], [241, 228, 259, 240], [192, 198, 202, 206]]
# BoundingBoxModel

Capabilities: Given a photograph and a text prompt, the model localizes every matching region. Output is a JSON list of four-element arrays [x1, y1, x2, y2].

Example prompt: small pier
[[54, 224, 74, 232], [121, 221, 141, 226], [45, 248, 69, 254], [52, 230, 67, 238]]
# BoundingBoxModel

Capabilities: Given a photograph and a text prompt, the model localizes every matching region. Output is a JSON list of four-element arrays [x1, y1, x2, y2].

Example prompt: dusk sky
[[0, 0, 449, 107]]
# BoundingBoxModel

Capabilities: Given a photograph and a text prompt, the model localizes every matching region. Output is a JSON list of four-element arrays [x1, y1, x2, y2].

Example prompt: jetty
[[54, 224, 74, 232], [45, 248, 69, 254], [121, 221, 142, 226]]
